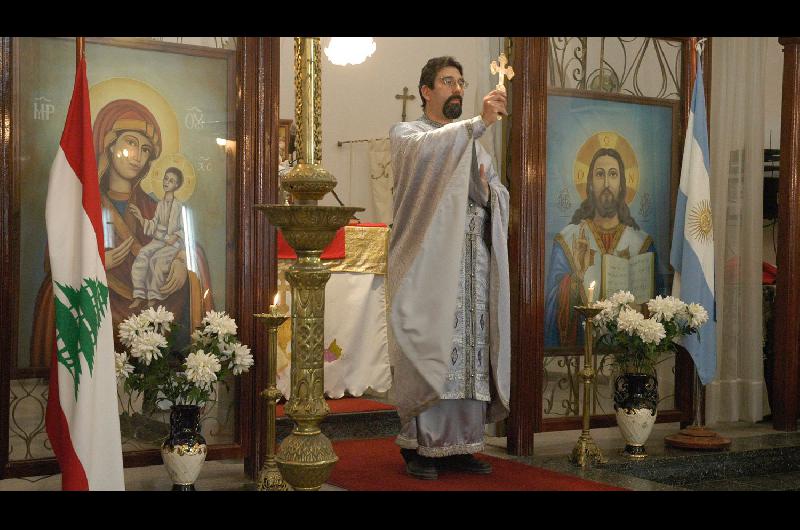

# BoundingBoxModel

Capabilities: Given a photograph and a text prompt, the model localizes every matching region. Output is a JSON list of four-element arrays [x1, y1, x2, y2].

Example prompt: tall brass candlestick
[[569, 305, 607, 468], [281, 37, 336, 205], [254, 311, 291, 491], [255, 37, 363, 491]]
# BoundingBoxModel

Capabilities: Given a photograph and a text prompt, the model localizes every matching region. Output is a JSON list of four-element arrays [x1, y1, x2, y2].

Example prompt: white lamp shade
[[324, 37, 376, 66]]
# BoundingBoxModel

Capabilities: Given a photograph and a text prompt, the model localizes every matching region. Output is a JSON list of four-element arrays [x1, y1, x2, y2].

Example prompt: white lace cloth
[[276, 269, 391, 399]]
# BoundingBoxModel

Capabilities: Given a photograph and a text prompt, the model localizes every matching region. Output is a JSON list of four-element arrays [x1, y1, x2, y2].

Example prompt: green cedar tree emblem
[[53, 278, 109, 400]]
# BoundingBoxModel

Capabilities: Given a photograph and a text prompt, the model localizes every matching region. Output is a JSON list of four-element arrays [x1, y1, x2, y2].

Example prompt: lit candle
[[587, 281, 596, 304], [270, 292, 280, 314]]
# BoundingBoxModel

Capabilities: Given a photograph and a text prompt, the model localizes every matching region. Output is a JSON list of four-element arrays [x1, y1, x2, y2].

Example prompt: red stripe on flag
[[58, 57, 105, 265], [45, 339, 89, 490]]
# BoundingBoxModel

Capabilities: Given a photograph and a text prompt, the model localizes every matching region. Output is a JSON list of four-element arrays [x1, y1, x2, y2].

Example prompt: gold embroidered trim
[[330, 225, 388, 274], [586, 219, 625, 255], [554, 232, 582, 280], [280, 225, 389, 275]]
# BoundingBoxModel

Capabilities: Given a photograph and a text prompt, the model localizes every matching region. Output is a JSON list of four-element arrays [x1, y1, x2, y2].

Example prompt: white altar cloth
[[276, 225, 391, 398]]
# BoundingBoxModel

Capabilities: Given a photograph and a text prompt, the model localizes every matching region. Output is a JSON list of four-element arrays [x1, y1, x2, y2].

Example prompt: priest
[[387, 56, 511, 480]]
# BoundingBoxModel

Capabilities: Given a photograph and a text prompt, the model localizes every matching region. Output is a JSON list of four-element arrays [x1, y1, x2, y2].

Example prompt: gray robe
[[387, 115, 511, 434]]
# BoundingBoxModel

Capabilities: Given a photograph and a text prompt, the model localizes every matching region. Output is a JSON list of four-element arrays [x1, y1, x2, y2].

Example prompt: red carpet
[[277, 398, 395, 418], [327, 437, 627, 491]]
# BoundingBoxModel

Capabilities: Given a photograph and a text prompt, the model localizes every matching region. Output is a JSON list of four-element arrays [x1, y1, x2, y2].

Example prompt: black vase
[[160, 405, 207, 491], [613, 373, 658, 459]]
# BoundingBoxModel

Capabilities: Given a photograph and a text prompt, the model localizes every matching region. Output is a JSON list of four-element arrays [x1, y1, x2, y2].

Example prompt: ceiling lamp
[[323, 37, 376, 66]]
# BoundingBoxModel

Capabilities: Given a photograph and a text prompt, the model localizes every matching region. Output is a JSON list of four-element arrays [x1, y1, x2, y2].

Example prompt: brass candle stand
[[255, 37, 363, 491], [569, 305, 608, 468], [254, 310, 291, 491]]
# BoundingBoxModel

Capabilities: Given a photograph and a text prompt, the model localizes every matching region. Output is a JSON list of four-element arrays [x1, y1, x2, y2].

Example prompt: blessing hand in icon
[[160, 250, 188, 296], [572, 224, 594, 277], [105, 236, 134, 270]]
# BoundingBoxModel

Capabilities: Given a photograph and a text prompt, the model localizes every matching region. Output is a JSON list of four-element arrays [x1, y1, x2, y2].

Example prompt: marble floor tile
[[684, 479, 769, 491], [3, 420, 799, 491], [735, 472, 800, 491]]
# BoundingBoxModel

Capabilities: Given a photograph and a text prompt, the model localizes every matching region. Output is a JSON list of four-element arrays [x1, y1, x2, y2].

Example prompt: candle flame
[[274, 292, 280, 306], [589, 281, 596, 289]]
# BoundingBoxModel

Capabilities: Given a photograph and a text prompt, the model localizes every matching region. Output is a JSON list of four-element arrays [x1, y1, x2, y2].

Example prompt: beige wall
[[279, 37, 498, 222]]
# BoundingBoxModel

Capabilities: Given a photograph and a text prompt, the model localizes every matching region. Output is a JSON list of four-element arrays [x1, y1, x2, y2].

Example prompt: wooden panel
[[773, 38, 800, 431], [0, 37, 272, 480], [673, 344, 695, 427], [507, 37, 547, 456], [542, 410, 685, 432], [0, 37, 12, 479], [236, 37, 281, 479]]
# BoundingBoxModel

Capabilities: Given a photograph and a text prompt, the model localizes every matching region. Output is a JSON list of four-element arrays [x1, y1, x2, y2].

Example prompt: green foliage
[[602, 333, 666, 376]]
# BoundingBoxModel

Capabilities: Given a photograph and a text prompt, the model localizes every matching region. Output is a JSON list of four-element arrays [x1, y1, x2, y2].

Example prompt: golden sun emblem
[[688, 200, 713, 244]]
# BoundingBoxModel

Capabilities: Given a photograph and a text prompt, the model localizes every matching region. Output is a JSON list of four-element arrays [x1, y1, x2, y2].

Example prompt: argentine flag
[[670, 53, 716, 385]]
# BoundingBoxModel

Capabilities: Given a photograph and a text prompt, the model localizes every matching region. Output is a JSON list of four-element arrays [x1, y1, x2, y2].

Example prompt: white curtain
[[368, 139, 393, 226], [276, 266, 392, 399], [706, 37, 768, 424]]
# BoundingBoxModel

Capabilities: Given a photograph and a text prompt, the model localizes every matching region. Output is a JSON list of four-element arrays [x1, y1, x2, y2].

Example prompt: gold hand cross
[[490, 52, 515, 92], [490, 53, 514, 121]]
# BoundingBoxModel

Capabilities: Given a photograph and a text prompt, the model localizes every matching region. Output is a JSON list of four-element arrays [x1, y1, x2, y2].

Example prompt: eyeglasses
[[439, 76, 469, 89]]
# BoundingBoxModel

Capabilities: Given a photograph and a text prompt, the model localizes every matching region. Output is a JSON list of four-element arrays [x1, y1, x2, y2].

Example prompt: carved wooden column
[[0, 37, 12, 479], [237, 36, 282, 478], [507, 37, 547, 456], [773, 37, 800, 431]]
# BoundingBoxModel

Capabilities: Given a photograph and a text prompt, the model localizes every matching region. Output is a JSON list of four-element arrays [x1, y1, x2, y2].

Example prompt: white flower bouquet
[[592, 291, 709, 375], [116, 307, 254, 408]]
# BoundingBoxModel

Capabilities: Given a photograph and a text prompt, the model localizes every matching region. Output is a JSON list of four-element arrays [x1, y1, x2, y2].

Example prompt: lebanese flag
[[44, 55, 125, 490]]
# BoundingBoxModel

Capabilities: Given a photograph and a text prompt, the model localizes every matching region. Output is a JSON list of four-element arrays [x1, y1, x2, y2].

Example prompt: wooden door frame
[[0, 36, 12, 479], [773, 37, 800, 431], [238, 36, 281, 479], [0, 36, 280, 480], [506, 37, 545, 456], [506, 37, 708, 456]]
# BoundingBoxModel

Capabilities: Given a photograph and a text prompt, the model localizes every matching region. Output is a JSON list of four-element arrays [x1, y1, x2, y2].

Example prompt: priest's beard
[[594, 188, 622, 218], [442, 96, 463, 119]]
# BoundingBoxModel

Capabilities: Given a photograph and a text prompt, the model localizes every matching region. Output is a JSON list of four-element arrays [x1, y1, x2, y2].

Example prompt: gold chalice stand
[[254, 310, 291, 491], [569, 305, 608, 468], [255, 37, 363, 491]]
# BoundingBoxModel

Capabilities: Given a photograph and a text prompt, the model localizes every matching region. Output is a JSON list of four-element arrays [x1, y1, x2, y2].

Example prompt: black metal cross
[[395, 86, 416, 122]]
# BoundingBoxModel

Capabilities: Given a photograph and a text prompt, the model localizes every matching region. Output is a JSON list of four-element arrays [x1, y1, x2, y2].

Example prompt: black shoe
[[400, 448, 416, 465], [441, 454, 492, 474], [406, 454, 438, 480]]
